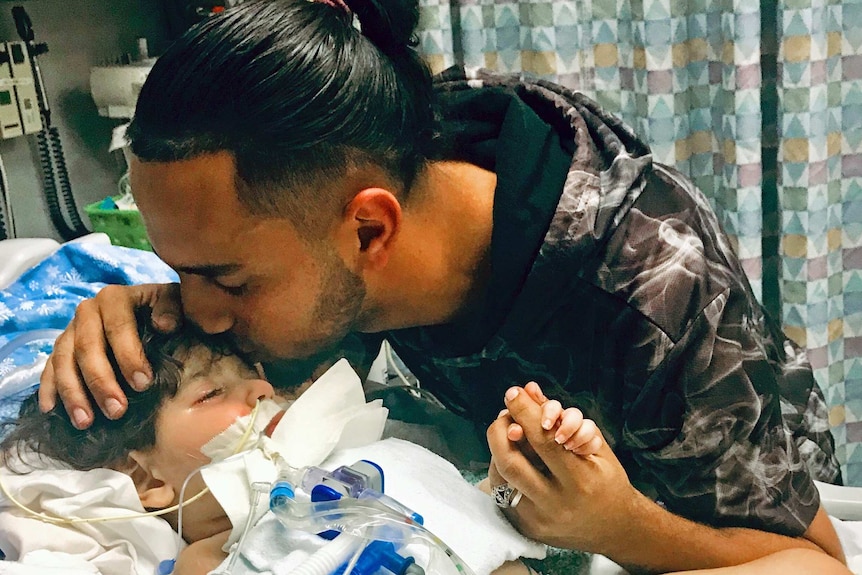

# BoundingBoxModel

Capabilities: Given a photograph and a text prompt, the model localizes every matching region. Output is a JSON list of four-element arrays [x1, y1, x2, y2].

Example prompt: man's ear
[[339, 188, 402, 270], [123, 450, 177, 510]]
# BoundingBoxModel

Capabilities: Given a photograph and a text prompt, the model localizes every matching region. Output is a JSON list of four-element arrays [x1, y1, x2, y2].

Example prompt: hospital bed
[[1, 237, 862, 575]]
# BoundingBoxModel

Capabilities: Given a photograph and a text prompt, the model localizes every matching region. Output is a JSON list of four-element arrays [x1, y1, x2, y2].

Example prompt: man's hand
[[39, 282, 182, 428], [488, 386, 848, 574], [487, 385, 642, 553]]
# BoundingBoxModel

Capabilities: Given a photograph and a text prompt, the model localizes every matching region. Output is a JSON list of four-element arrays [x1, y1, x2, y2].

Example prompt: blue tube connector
[[269, 480, 296, 511], [333, 540, 415, 575]]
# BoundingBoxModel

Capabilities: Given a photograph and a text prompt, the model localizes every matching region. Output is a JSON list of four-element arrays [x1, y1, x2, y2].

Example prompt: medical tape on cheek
[[200, 399, 284, 462], [197, 399, 290, 550]]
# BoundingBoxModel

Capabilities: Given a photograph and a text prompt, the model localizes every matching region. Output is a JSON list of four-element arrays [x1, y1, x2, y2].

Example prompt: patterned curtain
[[415, 0, 862, 483]]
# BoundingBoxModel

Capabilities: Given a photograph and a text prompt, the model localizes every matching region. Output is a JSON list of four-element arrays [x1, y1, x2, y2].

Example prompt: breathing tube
[[0, 166, 9, 241], [36, 127, 87, 240], [0, 329, 62, 366], [266, 465, 477, 575]]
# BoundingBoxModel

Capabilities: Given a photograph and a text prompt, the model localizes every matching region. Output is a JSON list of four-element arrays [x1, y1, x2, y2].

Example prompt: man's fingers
[[96, 282, 180, 394], [70, 299, 128, 420], [101, 283, 181, 390], [38, 341, 62, 413], [37, 355, 56, 412], [149, 282, 183, 332], [41, 334, 94, 428], [42, 283, 179, 427], [99, 298, 151, 392], [487, 411, 553, 503]]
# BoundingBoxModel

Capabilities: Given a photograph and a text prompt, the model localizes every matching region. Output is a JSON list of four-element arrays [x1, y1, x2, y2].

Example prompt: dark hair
[[127, 0, 436, 232], [0, 310, 243, 472]]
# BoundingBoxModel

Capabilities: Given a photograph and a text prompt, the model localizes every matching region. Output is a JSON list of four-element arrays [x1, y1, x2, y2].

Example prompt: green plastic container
[[85, 197, 151, 251]]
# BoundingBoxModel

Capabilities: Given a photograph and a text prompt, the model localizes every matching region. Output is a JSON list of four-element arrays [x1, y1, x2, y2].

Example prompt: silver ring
[[510, 490, 523, 508], [492, 482, 521, 509]]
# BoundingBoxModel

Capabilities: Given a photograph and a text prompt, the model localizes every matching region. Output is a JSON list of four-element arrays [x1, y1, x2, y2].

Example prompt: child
[[0, 312, 600, 575]]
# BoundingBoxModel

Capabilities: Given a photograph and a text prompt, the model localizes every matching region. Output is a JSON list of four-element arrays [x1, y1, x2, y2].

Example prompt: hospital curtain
[[415, 0, 862, 484]]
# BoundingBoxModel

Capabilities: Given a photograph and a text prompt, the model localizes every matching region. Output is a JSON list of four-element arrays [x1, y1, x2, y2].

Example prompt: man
[[39, 1, 848, 573]]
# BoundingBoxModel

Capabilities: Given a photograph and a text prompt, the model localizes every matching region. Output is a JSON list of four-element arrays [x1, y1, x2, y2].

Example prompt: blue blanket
[[0, 243, 177, 421]]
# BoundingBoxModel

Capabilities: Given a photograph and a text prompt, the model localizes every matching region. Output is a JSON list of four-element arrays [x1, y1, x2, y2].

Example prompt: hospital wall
[[0, 0, 169, 240]]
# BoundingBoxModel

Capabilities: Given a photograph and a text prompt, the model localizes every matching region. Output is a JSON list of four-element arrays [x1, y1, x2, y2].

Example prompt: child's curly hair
[[0, 307, 243, 472]]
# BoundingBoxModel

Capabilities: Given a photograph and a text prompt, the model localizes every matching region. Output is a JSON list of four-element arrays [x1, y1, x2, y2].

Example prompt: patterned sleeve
[[600, 166, 822, 537], [624, 288, 821, 536]]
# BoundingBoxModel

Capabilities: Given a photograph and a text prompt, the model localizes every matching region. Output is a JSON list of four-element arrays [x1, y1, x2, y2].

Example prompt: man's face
[[129, 152, 366, 364]]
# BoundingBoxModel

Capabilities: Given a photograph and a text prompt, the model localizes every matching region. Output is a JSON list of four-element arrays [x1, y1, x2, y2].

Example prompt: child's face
[[135, 345, 284, 541], [149, 346, 276, 489]]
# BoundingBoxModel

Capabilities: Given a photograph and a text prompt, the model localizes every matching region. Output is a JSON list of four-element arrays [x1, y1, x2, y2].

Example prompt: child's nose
[[245, 378, 275, 406]]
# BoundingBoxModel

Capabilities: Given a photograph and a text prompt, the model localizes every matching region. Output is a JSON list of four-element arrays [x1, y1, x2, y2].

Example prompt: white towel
[[0, 451, 180, 575], [218, 438, 546, 575]]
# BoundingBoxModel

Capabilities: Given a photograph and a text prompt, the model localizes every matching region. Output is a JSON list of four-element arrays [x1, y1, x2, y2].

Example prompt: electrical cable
[[47, 125, 87, 234], [36, 128, 78, 240], [383, 340, 445, 408], [13, 6, 87, 241], [0, 152, 14, 239]]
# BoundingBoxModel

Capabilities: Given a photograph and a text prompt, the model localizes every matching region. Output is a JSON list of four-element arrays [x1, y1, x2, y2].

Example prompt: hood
[[434, 66, 654, 255]]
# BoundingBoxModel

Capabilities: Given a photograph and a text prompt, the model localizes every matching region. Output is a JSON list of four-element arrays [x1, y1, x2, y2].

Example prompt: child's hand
[[503, 381, 602, 456]]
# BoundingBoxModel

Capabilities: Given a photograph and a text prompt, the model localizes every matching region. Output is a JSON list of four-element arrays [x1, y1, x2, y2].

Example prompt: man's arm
[[487, 387, 845, 575], [595, 491, 840, 574]]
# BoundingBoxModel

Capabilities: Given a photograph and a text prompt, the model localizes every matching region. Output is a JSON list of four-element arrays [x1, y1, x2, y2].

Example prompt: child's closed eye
[[197, 387, 225, 403]]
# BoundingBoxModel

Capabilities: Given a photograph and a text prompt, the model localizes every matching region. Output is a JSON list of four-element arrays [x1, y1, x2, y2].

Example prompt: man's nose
[[180, 276, 235, 334]]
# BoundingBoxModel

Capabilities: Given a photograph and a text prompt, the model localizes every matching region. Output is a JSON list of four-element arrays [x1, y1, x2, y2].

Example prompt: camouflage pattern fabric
[[381, 68, 841, 538]]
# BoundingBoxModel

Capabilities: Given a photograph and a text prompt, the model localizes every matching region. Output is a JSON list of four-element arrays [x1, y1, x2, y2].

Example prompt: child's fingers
[[524, 381, 548, 404], [540, 400, 563, 431], [554, 407, 584, 444], [570, 435, 603, 456], [562, 418, 598, 452]]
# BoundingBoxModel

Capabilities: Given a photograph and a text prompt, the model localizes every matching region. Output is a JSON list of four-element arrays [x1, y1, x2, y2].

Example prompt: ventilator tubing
[[269, 475, 476, 575]]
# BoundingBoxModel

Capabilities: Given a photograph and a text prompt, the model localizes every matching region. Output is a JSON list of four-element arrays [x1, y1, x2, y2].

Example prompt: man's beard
[[257, 254, 367, 389], [248, 250, 367, 362], [311, 249, 367, 345]]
